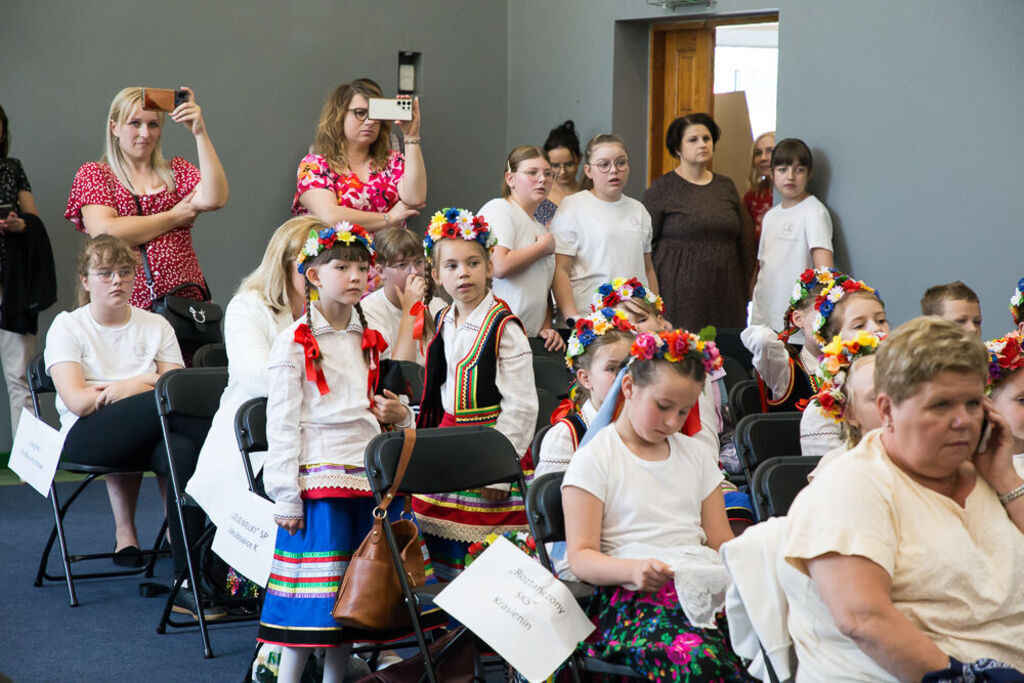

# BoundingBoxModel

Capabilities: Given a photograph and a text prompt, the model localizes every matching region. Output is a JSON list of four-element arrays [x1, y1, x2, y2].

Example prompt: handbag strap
[[376, 427, 416, 514], [131, 194, 211, 303]]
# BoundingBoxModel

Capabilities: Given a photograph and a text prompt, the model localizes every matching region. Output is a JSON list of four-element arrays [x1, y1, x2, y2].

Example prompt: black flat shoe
[[112, 545, 145, 568], [172, 587, 227, 621]]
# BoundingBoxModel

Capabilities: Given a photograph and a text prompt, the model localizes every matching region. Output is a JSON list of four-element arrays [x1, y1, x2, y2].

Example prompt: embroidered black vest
[[757, 342, 817, 413]]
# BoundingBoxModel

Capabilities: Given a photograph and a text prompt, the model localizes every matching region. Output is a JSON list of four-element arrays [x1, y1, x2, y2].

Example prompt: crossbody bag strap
[[377, 427, 417, 513], [131, 194, 158, 302]]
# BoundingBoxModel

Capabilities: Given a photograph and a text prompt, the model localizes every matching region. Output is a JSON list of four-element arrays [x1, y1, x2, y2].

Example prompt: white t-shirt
[[562, 423, 723, 556], [551, 190, 652, 318], [479, 197, 555, 336], [44, 305, 183, 433], [360, 288, 445, 365], [749, 195, 833, 329]]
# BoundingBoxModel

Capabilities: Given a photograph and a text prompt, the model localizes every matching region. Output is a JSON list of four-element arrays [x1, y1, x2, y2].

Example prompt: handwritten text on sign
[[434, 536, 594, 682], [211, 491, 276, 587]]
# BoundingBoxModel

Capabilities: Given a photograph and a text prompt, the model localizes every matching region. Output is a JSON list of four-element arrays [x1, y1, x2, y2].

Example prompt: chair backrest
[[155, 367, 229, 420], [234, 397, 268, 495], [536, 388, 559, 436], [27, 352, 54, 416], [364, 426, 526, 496], [735, 412, 803, 476], [721, 355, 750, 396], [533, 355, 571, 398], [395, 360, 425, 405], [728, 378, 763, 424], [525, 472, 565, 572], [751, 455, 821, 519], [192, 342, 228, 368], [531, 423, 553, 466], [714, 327, 753, 369]]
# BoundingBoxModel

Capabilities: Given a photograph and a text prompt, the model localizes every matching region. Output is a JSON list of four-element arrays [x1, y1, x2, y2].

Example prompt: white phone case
[[368, 97, 413, 121]]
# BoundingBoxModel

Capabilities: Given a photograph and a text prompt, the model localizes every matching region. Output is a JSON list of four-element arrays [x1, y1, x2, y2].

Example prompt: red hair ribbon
[[682, 401, 701, 437], [794, 398, 809, 413], [549, 398, 575, 425], [294, 323, 329, 395], [409, 301, 426, 354], [362, 328, 389, 407]]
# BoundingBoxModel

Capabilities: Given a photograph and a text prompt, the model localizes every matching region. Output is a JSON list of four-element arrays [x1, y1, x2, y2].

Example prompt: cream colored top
[[785, 430, 1024, 676]]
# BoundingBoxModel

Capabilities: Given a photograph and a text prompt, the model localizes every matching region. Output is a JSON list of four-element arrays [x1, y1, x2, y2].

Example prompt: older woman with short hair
[[784, 316, 1024, 680]]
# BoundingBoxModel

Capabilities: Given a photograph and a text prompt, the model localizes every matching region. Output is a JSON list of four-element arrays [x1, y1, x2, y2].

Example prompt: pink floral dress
[[291, 151, 406, 292], [65, 157, 207, 309]]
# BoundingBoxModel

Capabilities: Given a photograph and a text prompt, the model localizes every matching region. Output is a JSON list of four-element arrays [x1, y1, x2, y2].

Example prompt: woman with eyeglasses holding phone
[[479, 145, 563, 352], [643, 113, 755, 331], [551, 134, 657, 328], [293, 79, 425, 231], [534, 120, 582, 227]]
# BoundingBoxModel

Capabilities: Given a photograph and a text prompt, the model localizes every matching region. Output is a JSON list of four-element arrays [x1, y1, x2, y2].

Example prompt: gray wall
[[508, 0, 1024, 338], [0, 0, 509, 447]]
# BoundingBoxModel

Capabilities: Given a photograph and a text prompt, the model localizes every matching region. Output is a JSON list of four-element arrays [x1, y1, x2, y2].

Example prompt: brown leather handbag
[[333, 428, 426, 630]]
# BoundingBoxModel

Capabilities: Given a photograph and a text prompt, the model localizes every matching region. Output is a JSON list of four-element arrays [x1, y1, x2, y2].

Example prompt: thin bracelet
[[403, 136, 421, 145], [998, 482, 1024, 506], [383, 211, 391, 226]]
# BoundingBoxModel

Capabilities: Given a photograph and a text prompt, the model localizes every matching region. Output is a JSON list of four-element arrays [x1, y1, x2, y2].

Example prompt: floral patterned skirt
[[581, 581, 751, 682]]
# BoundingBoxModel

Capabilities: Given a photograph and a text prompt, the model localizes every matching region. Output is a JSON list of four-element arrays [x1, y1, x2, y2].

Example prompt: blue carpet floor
[[0, 476, 257, 682]]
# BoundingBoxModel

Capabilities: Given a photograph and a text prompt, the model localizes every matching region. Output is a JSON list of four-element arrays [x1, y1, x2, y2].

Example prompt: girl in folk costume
[[257, 222, 421, 682], [415, 207, 539, 579], [985, 331, 1024, 477]]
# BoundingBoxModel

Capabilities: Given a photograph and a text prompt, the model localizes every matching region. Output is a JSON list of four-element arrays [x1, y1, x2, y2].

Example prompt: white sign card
[[211, 491, 277, 587], [434, 536, 595, 682], [8, 408, 64, 496]]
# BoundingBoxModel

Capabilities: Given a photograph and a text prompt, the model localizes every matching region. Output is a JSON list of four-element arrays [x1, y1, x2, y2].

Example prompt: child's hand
[[400, 273, 427, 313], [372, 389, 409, 425], [275, 515, 305, 535], [480, 487, 509, 502], [630, 558, 673, 592]]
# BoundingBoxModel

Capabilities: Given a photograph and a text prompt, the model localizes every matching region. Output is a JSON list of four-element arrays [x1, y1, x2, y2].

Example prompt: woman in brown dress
[[643, 113, 754, 330]]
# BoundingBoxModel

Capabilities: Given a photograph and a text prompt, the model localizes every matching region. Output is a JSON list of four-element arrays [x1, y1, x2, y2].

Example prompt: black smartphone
[[976, 415, 991, 454], [0, 203, 14, 216]]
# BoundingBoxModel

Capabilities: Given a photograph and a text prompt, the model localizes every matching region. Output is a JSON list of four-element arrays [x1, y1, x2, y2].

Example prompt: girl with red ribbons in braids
[[415, 207, 539, 580], [257, 221, 422, 680]]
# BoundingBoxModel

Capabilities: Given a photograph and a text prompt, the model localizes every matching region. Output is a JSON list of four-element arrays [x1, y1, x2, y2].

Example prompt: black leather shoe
[[172, 587, 227, 620]]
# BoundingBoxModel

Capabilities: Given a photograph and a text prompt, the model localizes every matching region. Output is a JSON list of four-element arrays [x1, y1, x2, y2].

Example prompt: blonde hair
[[236, 216, 325, 315], [842, 354, 877, 448], [501, 145, 549, 198], [76, 234, 139, 307], [747, 131, 775, 192], [102, 87, 175, 194], [312, 80, 393, 177], [874, 316, 988, 405], [374, 227, 423, 266]]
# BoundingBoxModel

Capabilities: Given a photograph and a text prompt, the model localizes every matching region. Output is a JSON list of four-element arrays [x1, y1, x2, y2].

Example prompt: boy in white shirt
[[749, 138, 834, 332]]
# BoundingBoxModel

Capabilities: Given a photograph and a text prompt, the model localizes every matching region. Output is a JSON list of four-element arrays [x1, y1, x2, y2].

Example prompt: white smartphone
[[368, 97, 413, 121]]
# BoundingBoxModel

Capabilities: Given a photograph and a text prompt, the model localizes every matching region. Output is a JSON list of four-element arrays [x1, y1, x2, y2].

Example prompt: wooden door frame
[[648, 13, 778, 185]]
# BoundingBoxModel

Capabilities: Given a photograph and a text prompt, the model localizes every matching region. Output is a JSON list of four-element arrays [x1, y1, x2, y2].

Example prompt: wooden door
[[649, 26, 715, 184]]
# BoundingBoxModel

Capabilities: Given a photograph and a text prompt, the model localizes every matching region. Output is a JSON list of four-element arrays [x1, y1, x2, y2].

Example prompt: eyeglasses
[[385, 258, 427, 272], [550, 162, 577, 171], [518, 169, 556, 181], [589, 158, 629, 173], [348, 108, 370, 122], [91, 268, 135, 283]]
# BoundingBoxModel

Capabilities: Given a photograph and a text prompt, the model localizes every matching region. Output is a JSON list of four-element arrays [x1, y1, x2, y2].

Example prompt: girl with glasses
[[551, 134, 658, 331], [478, 145, 564, 352], [536, 120, 582, 226]]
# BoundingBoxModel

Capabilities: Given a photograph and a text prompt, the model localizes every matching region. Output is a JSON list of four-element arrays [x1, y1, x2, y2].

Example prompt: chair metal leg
[[145, 518, 168, 578], [46, 481, 79, 606]]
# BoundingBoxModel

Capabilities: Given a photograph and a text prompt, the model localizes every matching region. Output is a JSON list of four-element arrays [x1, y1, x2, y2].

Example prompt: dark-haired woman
[[535, 120, 582, 226], [643, 113, 754, 331]]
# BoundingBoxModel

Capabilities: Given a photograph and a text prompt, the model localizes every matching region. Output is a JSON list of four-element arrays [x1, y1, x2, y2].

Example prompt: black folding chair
[[27, 353, 165, 606], [751, 456, 821, 519], [234, 397, 268, 497], [533, 354, 572, 398], [531, 423, 553, 469], [728, 378, 763, 425], [155, 367, 261, 657], [526, 473, 641, 680], [536, 388, 560, 437], [734, 412, 803, 484], [721, 355, 751, 397], [191, 343, 228, 368], [713, 327, 753, 370], [364, 426, 531, 683]]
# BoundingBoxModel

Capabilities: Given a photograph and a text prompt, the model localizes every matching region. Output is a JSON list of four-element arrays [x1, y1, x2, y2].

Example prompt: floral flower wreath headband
[[566, 307, 636, 369], [779, 267, 838, 340], [423, 207, 496, 260], [985, 331, 1024, 392], [1009, 277, 1024, 326], [629, 328, 723, 375], [296, 221, 375, 274], [810, 331, 884, 423], [810, 270, 882, 344], [594, 277, 664, 315]]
